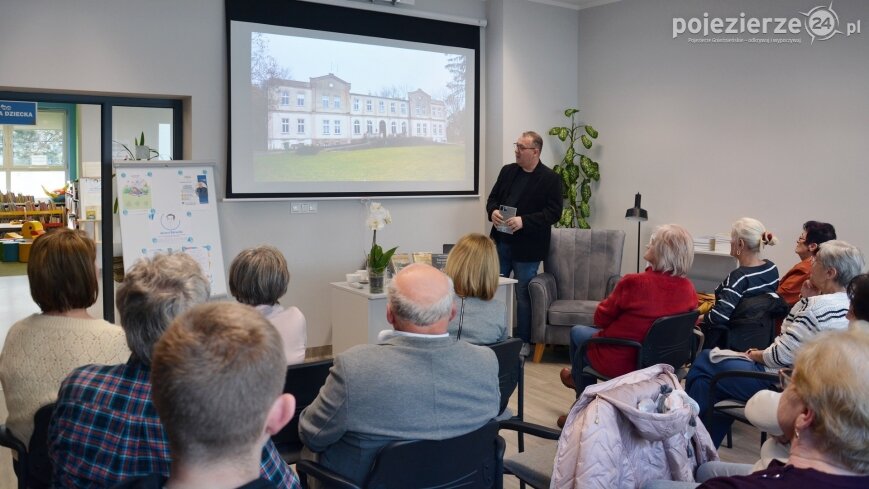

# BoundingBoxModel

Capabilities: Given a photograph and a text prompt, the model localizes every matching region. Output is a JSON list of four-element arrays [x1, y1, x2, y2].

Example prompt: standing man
[[486, 131, 562, 355]]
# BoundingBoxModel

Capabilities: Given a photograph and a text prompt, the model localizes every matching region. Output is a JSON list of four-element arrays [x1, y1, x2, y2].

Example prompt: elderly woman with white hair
[[686, 239, 866, 448], [557, 224, 698, 424]]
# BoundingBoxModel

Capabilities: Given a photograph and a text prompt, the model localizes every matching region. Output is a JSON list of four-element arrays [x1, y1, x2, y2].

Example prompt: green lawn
[[255, 145, 466, 182]]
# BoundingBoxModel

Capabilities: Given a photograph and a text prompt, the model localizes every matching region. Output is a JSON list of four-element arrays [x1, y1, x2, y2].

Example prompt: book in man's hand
[[496, 205, 517, 234]]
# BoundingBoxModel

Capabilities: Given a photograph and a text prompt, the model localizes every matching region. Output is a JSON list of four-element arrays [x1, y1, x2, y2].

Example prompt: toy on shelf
[[21, 221, 46, 240]]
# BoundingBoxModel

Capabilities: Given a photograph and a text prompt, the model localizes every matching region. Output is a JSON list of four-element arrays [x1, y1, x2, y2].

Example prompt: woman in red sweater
[[561, 224, 698, 397]]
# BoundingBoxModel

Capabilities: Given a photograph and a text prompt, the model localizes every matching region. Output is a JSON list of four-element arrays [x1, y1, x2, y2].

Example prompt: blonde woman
[[444, 233, 508, 345]]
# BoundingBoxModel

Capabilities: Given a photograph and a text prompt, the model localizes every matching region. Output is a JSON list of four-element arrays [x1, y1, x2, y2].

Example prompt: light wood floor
[[0, 347, 760, 489]]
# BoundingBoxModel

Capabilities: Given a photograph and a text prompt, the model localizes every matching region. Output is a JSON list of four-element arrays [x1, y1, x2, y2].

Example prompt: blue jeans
[[685, 349, 776, 447], [569, 325, 599, 393], [496, 241, 540, 343]]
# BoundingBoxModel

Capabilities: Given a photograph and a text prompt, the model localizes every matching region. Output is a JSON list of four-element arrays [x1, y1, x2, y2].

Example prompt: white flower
[[367, 202, 392, 231]]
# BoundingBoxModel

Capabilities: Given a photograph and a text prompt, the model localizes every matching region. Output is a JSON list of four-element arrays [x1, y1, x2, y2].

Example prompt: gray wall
[[577, 0, 869, 274]]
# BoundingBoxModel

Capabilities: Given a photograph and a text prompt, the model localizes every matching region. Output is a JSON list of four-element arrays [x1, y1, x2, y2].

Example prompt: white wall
[[485, 0, 581, 196], [0, 0, 496, 347], [577, 0, 869, 274]]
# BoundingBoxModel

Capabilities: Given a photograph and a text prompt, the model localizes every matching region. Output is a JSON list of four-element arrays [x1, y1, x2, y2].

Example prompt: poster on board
[[115, 161, 227, 297]]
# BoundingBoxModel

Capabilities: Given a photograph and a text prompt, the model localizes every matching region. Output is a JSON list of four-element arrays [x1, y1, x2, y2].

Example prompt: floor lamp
[[624, 193, 648, 273]]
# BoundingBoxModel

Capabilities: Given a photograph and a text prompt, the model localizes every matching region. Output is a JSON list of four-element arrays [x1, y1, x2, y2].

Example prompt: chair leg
[[725, 427, 733, 449], [532, 344, 545, 363]]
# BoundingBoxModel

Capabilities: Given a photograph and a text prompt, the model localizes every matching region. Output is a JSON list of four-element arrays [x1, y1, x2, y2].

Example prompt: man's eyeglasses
[[513, 143, 538, 152], [779, 367, 793, 389]]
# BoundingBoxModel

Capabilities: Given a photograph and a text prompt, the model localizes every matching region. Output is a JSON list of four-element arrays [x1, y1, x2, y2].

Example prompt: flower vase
[[368, 268, 385, 294]]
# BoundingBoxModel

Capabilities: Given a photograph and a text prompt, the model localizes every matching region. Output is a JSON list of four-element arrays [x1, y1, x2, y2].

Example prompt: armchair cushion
[[547, 300, 599, 326]]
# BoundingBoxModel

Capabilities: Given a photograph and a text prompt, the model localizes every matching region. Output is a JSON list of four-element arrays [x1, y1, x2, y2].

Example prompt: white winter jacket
[[551, 364, 718, 489]]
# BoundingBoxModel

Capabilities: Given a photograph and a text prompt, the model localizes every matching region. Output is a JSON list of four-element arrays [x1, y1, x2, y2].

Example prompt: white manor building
[[266, 73, 448, 150]]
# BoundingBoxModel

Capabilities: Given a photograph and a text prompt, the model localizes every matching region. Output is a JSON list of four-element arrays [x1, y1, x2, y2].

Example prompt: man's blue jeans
[[685, 349, 776, 447], [496, 241, 539, 343]]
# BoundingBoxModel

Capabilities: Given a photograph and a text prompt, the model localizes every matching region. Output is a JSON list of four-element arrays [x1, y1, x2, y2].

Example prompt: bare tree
[[444, 54, 466, 143]]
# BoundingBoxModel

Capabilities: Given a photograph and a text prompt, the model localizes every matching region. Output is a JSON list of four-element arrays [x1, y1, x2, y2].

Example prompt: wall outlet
[[291, 202, 318, 214]]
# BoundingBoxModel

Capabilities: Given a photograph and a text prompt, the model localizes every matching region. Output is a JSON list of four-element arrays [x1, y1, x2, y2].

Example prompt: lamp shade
[[625, 192, 648, 222]]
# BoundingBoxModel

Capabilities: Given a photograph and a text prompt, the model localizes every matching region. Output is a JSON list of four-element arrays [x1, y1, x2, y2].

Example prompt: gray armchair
[[529, 228, 625, 362]]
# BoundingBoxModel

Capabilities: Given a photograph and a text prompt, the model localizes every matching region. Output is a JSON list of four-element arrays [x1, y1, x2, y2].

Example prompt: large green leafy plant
[[549, 108, 600, 228]]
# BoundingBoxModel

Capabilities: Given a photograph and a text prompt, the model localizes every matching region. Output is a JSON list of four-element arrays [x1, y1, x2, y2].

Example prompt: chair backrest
[[271, 359, 333, 462], [727, 293, 789, 351], [640, 311, 700, 370], [487, 338, 524, 418], [364, 420, 504, 489], [544, 229, 625, 301], [27, 402, 55, 489]]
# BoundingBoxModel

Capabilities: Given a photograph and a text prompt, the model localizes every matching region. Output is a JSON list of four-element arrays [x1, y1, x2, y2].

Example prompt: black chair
[[296, 419, 505, 489], [703, 293, 789, 351], [271, 359, 333, 464], [488, 338, 526, 451], [707, 370, 780, 449], [498, 420, 561, 489], [578, 310, 701, 384], [0, 402, 55, 489]]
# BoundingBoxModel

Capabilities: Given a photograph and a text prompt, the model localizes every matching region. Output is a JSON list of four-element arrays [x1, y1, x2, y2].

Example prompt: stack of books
[[713, 233, 732, 252], [693, 235, 714, 252]]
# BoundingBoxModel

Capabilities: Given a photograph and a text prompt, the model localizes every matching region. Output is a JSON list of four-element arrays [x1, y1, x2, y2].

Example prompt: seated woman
[[560, 224, 697, 397], [686, 240, 864, 447], [444, 233, 508, 344], [699, 217, 780, 343], [776, 220, 836, 307], [697, 328, 869, 488], [0, 229, 128, 446], [229, 245, 306, 365], [848, 273, 869, 331]]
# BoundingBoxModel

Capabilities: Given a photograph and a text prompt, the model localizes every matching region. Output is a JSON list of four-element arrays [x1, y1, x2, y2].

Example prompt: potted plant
[[115, 132, 159, 160], [366, 202, 397, 294], [549, 108, 600, 228]]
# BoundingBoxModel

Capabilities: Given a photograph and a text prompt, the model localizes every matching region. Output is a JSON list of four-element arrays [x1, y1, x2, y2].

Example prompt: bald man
[[299, 264, 499, 485]]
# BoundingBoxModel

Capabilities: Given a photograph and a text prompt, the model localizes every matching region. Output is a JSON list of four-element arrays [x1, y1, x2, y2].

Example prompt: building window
[[322, 120, 330, 135], [366, 120, 373, 134], [280, 91, 289, 106], [366, 99, 372, 112], [333, 97, 341, 109], [1, 108, 68, 196], [281, 118, 289, 134], [416, 122, 421, 135], [334, 120, 341, 135], [423, 123, 427, 136], [401, 122, 407, 135], [297, 93, 305, 107], [297, 119, 305, 134], [353, 120, 361, 135], [353, 98, 360, 111], [401, 104, 407, 115], [415, 105, 423, 115], [390, 102, 396, 113], [321, 96, 329, 109], [390, 121, 396, 135], [378, 101, 385, 113]]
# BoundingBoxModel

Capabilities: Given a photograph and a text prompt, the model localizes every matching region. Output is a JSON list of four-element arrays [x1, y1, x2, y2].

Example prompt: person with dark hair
[[49, 253, 299, 489], [112, 302, 296, 489], [0, 229, 128, 447], [229, 245, 306, 364], [777, 221, 837, 306], [846, 273, 869, 331], [486, 130, 562, 355]]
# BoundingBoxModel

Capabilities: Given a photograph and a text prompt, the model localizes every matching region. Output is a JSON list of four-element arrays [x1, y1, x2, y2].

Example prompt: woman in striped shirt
[[700, 217, 781, 340], [687, 240, 865, 447]]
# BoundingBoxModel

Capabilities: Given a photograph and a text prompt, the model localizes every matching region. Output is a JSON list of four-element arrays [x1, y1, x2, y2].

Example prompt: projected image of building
[[265, 74, 447, 150]]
